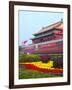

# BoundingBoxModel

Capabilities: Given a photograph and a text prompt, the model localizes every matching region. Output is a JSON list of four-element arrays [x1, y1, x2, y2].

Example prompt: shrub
[[39, 55, 51, 63], [19, 54, 40, 63], [53, 57, 63, 68], [50, 54, 63, 60], [47, 54, 63, 68]]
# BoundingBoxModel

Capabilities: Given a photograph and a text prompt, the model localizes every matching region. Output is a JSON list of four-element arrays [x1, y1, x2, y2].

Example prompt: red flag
[[22, 40, 28, 45]]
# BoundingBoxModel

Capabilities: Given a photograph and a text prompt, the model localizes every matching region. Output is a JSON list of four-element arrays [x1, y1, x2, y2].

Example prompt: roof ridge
[[33, 21, 63, 35], [44, 21, 61, 29]]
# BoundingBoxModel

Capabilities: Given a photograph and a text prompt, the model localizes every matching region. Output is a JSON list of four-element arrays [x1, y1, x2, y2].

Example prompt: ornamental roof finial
[[61, 18, 63, 22]]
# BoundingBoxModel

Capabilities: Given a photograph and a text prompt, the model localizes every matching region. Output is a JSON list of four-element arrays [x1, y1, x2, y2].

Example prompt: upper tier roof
[[33, 20, 63, 35]]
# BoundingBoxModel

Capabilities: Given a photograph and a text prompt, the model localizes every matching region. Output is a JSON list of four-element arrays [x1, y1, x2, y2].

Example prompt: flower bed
[[20, 61, 53, 69], [19, 63, 63, 73]]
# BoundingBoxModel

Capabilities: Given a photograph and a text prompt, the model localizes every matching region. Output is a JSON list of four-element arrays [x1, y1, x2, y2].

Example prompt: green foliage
[[19, 67, 60, 79], [50, 54, 63, 60], [51, 54, 63, 68], [19, 54, 40, 63], [47, 54, 63, 68], [39, 55, 50, 63]]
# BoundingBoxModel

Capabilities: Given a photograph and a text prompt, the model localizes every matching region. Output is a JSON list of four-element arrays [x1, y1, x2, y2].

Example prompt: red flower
[[20, 63, 63, 73]]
